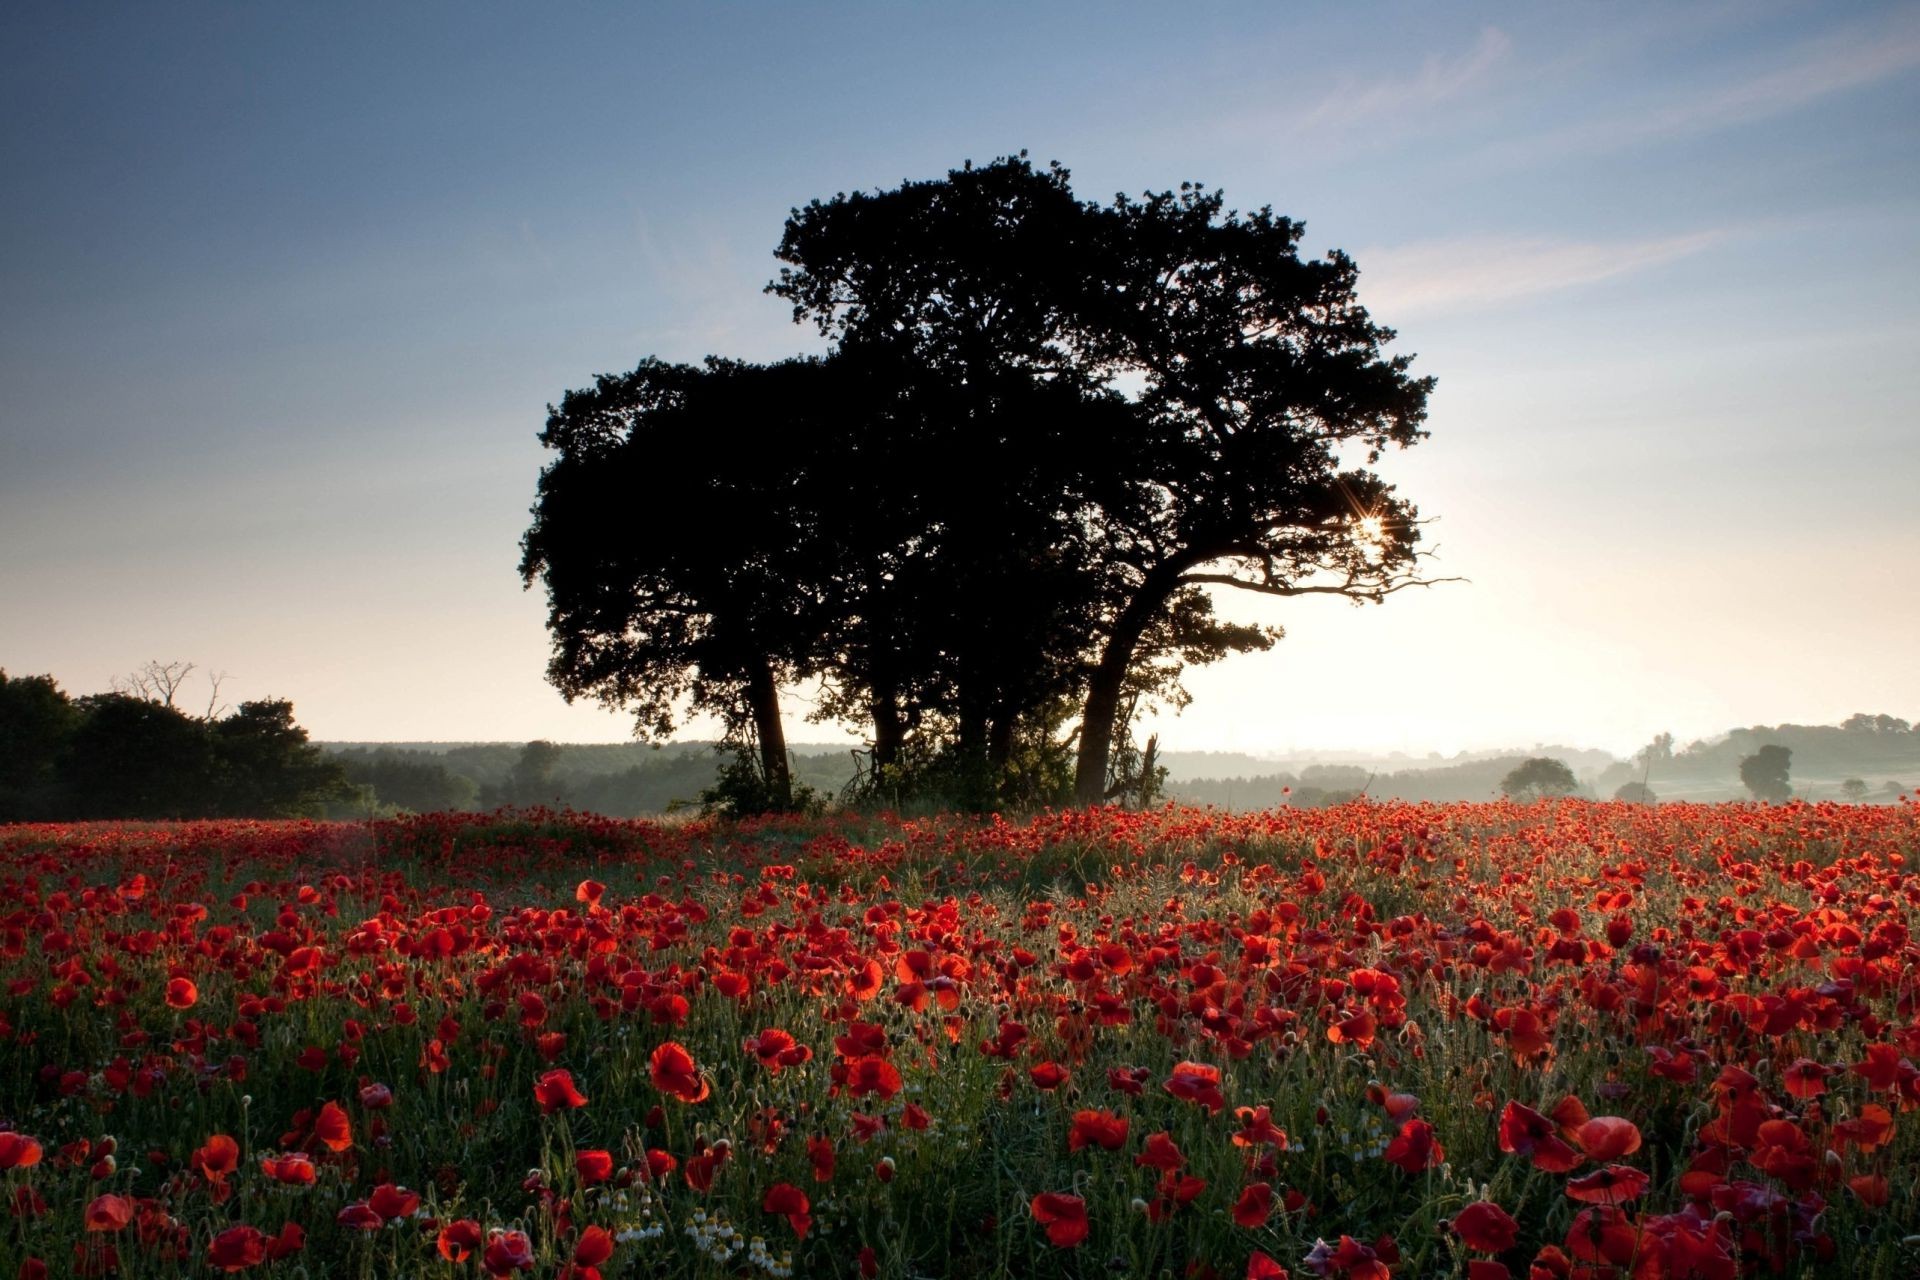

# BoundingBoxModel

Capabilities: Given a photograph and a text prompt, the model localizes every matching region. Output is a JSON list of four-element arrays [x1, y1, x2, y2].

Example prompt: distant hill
[[318, 713, 1917, 814]]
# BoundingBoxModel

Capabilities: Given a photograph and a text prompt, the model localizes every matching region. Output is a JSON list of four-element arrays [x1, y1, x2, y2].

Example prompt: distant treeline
[[1, 667, 345, 821], [323, 741, 863, 819], [6, 664, 1913, 819]]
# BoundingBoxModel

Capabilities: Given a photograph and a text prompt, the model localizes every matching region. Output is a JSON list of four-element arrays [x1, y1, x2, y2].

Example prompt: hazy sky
[[3, 1, 1917, 757]]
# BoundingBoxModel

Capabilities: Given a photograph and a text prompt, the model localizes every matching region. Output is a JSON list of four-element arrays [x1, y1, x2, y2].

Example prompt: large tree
[[522, 356, 844, 806], [772, 157, 1438, 803]]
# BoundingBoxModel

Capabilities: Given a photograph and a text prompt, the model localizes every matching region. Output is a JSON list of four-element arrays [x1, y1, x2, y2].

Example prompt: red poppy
[[1164, 1061, 1226, 1114], [536, 1068, 591, 1113], [1565, 1165, 1650, 1205], [191, 1134, 240, 1183], [484, 1228, 535, 1274], [573, 1223, 615, 1268], [1453, 1201, 1519, 1253], [1247, 1252, 1290, 1280], [1031, 1192, 1089, 1247], [808, 1135, 836, 1182], [1382, 1118, 1443, 1173], [576, 1149, 614, 1184], [84, 1195, 133, 1233], [0, 1132, 43, 1170], [165, 977, 198, 1009], [1573, 1116, 1640, 1161], [260, 1153, 315, 1185], [745, 1028, 813, 1073], [313, 1100, 353, 1151], [1497, 1102, 1580, 1173], [367, 1183, 420, 1221], [438, 1220, 485, 1263], [206, 1225, 266, 1272], [764, 1182, 812, 1238], [1233, 1105, 1288, 1149], [842, 1055, 903, 1100], [1136, 1131, 1186, 1172], [1029, 1061, 1070, 1090], [1233, 1182, 1275, 1228], [1069, 1109, 1130, 1152]]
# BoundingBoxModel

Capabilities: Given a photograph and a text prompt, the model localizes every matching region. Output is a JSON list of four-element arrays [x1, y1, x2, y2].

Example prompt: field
[[0, 801, 1914, 1279]]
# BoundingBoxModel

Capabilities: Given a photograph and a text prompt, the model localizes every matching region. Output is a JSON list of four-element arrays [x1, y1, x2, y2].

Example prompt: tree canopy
[[1739, 744, 1793, 803], [524, 156, 1440, 810], [1500, 757, 1580, 800], [0, 667, 346, 820]]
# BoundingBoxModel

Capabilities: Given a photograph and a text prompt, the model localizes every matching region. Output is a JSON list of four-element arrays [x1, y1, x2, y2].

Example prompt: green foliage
[[699, 747, 824, 819], [0, 669, 78, 821], [1499, 756, 1579, 799], [0, 670, 344, 819], [1739, 744, 1793, 802], [528, 155, 1437, 814]]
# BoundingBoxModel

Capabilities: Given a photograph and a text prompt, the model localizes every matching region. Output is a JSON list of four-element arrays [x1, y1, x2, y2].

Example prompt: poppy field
[[0, 800, 1915, 1279]]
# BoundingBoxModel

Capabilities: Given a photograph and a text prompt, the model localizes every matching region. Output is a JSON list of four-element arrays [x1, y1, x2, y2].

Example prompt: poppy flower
[[807, 1135, 836, 1182], [206, 1225, 266, 1272], [1452, 1201, 1519, 1253], [1382, 1118, 1443, 1173], [335, 1201, 383, 1230], [842, 1055, 903, 1100], [1164, 1061, 1226, 1114], [1136, 1131, 1185, 1172], [645, 1043, 706, 1105], [191, 1134, 240, 1183], [1565, 1165, 1650, 1205], [260, 1152, 315, 1185], [1247, 1252, 1290, 1280], [313, 1100, 353, 1151], [1029, 1061, 1070, 1090], [764, 1182, 812, 1238], [536, 1068, 591, 1113], [0, 1132, 43, 1170], [1031, 1192, 1089, 1247], [1573, 1117, 1641, 1161], [571, 1224, 615, 1276], [367, 1183, 420, 1221], [576, 1149, 614, 1184], [1782, 1059, 1833, 1099], [1233, 1105, 1288, 1149], [439, 1219, 485, 1262], [265, 1223, 305, 1261], [1069, 1109, 1129, 1152], [1497, 1102, 1580, 1173], [745, 1028, 812, 1073], [484, 1228, 535, 1274], [165, 977, 198, 1009], [84, 1195, 133, 1232], [1233, 1182, 1275, 1228]]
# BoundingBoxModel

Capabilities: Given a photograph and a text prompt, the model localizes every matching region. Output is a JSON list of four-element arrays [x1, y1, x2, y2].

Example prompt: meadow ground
[[0, 800, 1914, 1279]]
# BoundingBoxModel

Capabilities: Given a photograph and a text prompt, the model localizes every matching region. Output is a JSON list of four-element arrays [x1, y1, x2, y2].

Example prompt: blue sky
[[3, 1, 1916, 755]]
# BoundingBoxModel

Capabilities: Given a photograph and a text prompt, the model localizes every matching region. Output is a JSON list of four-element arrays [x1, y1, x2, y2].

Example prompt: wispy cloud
[[1528, 11, 1920, 156], [1357, 229, 1728, 317], [1302, 26, 1513, 131]]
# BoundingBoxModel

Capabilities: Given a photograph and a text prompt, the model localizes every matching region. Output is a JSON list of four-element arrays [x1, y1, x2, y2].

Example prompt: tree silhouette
[[1739, 745, 1792, 802], [772, 156, 1441, 803], [1501, 757, 1579, 799]]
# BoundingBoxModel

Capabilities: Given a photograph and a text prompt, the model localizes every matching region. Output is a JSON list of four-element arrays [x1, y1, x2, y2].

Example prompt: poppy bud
[[875, 1157, 895, 1183]]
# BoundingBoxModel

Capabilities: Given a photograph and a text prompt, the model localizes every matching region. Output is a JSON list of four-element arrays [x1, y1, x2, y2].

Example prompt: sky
[[2, 1, 1917, 758]]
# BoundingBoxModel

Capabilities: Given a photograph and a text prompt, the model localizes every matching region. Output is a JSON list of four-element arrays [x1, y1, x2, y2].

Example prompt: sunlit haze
[[4, 2, 1917, 757]]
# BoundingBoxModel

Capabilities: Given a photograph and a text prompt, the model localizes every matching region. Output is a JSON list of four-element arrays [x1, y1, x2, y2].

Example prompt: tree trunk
[[1072, 562, 1189, 806], [987, 706, 1016, 772], [870, 683, 905, 771], [745, 660, 791, 808]]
